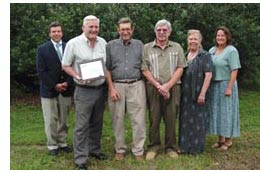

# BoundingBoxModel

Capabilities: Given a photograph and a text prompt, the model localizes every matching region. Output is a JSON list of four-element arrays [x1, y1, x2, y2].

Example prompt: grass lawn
[[10, 90, 260, 170]]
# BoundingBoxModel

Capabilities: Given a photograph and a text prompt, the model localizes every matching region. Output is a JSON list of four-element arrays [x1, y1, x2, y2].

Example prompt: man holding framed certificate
[[106, 17, 146, 161], [62, 15, 107, 170]]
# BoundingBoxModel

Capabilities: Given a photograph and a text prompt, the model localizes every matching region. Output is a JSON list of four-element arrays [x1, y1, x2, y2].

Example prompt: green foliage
[[10, 90, 260, 169], [10, 3, 260, 90]]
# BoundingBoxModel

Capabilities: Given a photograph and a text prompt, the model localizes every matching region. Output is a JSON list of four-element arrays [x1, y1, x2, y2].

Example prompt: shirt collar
[[51, 39, 62, 47], [119, 38, 132, 46], [81, 33, 98, 43], [151, 40, 173, 48], [185, 48, 204, 57]]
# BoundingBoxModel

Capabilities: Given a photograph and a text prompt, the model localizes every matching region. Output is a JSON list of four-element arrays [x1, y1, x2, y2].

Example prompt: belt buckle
[[114, 78, 139, 84], [128, 79, 138, 84], [126, 80, 132, 84]]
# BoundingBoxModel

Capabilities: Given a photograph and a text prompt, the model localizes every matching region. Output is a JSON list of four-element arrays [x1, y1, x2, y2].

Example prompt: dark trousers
[[73, 85, 105, 165], [146, 84, 180, 152]]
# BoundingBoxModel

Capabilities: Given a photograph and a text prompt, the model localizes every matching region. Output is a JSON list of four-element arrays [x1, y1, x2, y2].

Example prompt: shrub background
[[10, 3, 260, 95]]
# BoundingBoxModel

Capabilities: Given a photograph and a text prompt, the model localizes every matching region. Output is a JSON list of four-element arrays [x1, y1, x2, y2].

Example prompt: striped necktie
[[56, 43, 62, 61]]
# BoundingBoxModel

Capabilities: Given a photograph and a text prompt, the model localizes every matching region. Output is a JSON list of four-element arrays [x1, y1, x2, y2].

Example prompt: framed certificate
[[78, 58, 106, 81]]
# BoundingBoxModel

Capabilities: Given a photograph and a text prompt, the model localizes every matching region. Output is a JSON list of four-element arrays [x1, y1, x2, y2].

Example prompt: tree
[[10, 3, 260, 94]]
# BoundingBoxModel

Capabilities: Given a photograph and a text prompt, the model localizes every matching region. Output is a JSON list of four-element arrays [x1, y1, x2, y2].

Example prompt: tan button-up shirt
[[141, 40, 187, 84]]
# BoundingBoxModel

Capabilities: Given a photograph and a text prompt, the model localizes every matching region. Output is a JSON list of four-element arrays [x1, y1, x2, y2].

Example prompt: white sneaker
[[166, 151, 178, 158], [146, 151, 157, 160]]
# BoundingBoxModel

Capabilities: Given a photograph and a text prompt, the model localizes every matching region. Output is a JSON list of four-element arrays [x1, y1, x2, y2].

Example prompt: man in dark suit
[[36, 21, 74, 156]]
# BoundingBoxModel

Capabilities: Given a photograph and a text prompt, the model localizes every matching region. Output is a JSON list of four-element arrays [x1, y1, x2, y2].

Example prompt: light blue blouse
[[209, 45, 241, 81]]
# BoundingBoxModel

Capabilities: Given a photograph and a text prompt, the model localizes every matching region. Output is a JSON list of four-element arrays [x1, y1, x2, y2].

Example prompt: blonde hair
[[187, 29, 203, 50]]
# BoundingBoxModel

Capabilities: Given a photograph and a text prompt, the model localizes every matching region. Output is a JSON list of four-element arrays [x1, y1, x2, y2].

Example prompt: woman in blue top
[[209, 26, 241, 151]]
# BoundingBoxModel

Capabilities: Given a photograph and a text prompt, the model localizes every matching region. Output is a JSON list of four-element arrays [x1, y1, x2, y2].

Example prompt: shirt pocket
[[95, 50, 106, 61]]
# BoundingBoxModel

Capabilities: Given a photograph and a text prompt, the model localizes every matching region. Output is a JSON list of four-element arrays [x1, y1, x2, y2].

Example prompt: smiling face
[[82, 19, 99, 41], [216, 29, 228, 47], [155, 25, 171, 42], [188, 33, 201, 51], [118, 22, 134, 42], [49, 26, 63, 43]]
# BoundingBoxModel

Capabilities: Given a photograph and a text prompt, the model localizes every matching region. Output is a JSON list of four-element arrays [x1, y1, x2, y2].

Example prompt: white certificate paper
[[78, 58, 105, 81]]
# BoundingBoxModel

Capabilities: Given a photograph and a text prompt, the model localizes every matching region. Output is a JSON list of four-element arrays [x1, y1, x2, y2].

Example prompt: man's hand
[[55, 83, 67, 92], [75, 75, 91, 85], [109, 87, 120, 102], [61, 82, 68, 88], [156, 83, 170, 100]]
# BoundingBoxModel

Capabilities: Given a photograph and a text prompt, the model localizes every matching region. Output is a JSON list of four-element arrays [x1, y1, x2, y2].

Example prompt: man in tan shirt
[[142, 19, 186, 160]]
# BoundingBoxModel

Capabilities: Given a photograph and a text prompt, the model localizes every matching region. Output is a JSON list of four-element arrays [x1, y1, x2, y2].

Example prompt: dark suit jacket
[[36, 40, 74, 98]]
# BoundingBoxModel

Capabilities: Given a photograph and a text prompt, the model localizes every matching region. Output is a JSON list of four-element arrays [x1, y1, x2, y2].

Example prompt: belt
[[113, 78, 141, 84], [76, 84, 104, 89]]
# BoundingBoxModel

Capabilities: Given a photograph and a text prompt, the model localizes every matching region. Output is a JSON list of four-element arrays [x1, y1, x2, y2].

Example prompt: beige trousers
[[108, 80, 146, 156], [41, 94, 71, 150]]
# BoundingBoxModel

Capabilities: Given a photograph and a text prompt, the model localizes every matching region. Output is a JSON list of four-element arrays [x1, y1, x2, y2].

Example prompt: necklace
[[187, 51, 198, 61]]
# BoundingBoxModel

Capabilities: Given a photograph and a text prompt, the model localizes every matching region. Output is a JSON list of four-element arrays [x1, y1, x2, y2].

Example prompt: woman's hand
[[225, 88, 232, 96], [197, 93, 205, 105]]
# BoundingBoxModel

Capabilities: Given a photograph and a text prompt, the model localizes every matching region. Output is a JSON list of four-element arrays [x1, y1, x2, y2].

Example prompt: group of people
[[36, 15, 241, 170]]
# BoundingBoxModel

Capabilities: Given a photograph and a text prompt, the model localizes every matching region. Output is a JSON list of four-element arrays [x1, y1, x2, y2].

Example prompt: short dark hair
[[48, 21, 62, 33], [117, 17, 134, 28], [214, 26, 232, 46]]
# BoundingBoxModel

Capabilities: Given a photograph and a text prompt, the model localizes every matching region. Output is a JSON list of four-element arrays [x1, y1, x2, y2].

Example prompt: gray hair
[[83, 15, 100, 26], [154, 19, 172, 32]]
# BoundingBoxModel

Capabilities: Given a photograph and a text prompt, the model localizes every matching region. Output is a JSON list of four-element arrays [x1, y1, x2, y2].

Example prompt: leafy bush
[[10, 3, 260, 93]]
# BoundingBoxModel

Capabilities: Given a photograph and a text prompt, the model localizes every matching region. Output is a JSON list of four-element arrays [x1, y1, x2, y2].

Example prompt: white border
[[1, 0, 10, 172], [6, 1, 260, 173]]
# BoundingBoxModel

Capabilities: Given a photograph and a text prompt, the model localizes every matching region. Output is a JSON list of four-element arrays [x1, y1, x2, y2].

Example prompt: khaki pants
[[146, 84, 180, 152], [41, 94, 71, 150], [108, 80, 146, 156]]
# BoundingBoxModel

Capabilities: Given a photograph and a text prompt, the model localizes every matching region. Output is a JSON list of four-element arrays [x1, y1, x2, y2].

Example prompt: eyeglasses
[[156, 28, 168, 33]]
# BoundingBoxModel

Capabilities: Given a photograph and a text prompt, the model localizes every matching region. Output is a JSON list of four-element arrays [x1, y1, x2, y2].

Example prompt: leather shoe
[[89, 153, 107, 160], [135, 155, 144, 161], [49, 149, 59, 156], [114, 153, 125, 161], [60, 146, 73, 153], [76, 164, 87, 170]]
